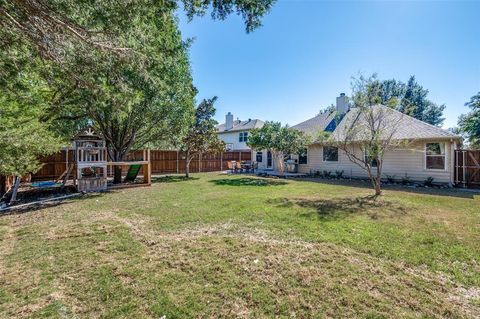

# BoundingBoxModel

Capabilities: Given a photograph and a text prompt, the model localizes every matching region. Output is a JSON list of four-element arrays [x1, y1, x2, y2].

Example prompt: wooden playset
[[73, 126, 151, 192]]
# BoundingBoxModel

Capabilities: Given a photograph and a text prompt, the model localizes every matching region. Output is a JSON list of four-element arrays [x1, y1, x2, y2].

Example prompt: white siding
[[298, 140, 454, 184], [217, 131, 251, 150]]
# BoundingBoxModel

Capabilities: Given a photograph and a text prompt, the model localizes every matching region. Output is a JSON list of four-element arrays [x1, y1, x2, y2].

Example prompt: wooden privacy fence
[[454, 149, 480, 188], [30, 149, 252, 181], [28, 150, 76, 181]]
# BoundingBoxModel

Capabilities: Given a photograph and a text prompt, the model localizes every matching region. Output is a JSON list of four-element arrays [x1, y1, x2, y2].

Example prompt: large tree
[[248, 122, 310, 176], [1, 0, 275, 183], [350, 74, 445, 126], [181, 97, 225, 178], [79, 8, 197, 183], [0, 29, 64, 178], [458, 92, 480, 148], [0, 89, 63, 179], [1, 3, 198, 183], [0, 60, 64, 199], [0, 0, 275, 64]]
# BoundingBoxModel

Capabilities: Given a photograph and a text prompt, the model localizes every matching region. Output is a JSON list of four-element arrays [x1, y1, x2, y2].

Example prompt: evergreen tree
[[0, 29, 64, 178], [0, 71, 63, 177], [1, 0, 275, 183]]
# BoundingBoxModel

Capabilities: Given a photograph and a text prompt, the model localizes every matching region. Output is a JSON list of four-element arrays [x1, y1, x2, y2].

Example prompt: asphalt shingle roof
[[291, 112, 336, 135], [217, 119, 265, 133], [293, 105, 460, 141]]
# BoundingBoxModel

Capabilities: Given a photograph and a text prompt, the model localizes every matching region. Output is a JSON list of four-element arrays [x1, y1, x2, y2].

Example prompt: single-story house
[[291, 94, 462, 184]]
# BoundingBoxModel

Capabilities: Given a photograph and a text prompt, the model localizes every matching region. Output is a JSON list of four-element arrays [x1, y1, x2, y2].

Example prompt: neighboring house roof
[[293, 105, 461, 142], [216, 119, 265, 133]]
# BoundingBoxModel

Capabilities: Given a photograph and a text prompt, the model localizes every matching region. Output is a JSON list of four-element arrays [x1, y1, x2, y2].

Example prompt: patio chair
[[227, 161, 235, 173], [242, 161, 252, 173], [234, 161, 243, 173]]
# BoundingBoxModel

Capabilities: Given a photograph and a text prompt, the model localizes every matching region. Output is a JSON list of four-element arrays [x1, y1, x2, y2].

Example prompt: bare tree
[[330, 105, 408, 196]]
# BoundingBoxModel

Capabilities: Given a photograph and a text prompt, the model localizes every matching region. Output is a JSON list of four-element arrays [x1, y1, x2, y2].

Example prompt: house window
[[299, 148, 308, 164], [323, 146, 338, 162], [364, 150, 378, 167], [256, 151, 263, 162], [426, 143, 445, 170], [239, 132, 248, 142], [225, 143, 233, 151]]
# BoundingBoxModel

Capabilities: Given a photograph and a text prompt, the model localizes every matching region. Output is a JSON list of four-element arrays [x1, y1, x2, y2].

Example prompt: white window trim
[[239, 132, 248, 143], [322, 146, 339, 162], [299, 149, 308, 165], [424, 142, 447, 171]]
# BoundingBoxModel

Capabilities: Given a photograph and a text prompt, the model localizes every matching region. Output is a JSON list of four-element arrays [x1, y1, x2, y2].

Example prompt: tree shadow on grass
[[211, 178, 288, 187], [296, 178, 479, 199], [267, 196, 407, 221], [0, 192, 104, 216], [151, 176, 199, 184]]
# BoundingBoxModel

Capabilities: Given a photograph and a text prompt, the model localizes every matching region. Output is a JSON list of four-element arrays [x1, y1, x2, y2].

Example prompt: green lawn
[[1, 173, 479, 318]]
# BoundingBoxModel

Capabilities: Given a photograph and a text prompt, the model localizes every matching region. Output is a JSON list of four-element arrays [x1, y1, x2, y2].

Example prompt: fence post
[[176, 150, 179, 174], [239, 151, 242, 162], [199, 153, 202, 173], [220, 152, 223, 171], [145, 149, 151, 185]]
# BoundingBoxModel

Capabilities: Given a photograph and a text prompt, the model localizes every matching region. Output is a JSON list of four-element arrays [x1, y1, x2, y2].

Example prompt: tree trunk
[[274, 152, 285, 176], [113, 166, 122, 184], [374, 178, 382, 196], [110, 149, 125, 184], [366, 165, 382, 197], [374, 164, 383, 196], [185, 151, 191, 178], [185, 160, 190, 178]]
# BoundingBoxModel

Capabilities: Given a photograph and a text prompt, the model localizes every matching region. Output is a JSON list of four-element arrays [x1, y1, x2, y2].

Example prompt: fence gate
[[455, 150, 480, 188]]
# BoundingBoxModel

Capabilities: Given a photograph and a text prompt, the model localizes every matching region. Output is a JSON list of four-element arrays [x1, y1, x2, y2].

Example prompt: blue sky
[[178, 0, 480, 128]]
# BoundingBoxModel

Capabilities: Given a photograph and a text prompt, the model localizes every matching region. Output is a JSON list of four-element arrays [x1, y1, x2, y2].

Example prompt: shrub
[[323, 170, 332, 179], [401, 173, 411, 185], [335, 170, 344, 179], [385, 174, 396, 184], [314, 170, 321, 178], [424, 176, 434, 187]]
